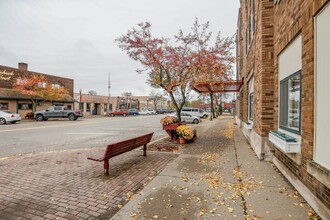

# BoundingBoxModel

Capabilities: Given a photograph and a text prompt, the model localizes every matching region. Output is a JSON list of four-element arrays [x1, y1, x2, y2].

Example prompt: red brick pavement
[[0, 148, 177, 220]]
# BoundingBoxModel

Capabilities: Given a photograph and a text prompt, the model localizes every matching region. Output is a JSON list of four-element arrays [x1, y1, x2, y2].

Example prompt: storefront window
[[0, 103, 8, 110], [18, 103, 33, 110]]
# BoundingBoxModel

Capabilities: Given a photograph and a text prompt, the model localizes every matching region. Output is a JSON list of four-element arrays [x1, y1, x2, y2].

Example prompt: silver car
[[0, 110, 22, 125], [169, 112, 200, 124]]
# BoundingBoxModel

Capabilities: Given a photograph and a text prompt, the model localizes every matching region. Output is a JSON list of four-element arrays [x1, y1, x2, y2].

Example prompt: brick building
[[236, 0, 330, 218], [73, 93, 169, 115], [0, 63, 75, 116]]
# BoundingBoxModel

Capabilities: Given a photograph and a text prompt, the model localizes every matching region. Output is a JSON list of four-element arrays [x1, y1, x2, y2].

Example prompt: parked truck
[[34, 106, 83, 121]]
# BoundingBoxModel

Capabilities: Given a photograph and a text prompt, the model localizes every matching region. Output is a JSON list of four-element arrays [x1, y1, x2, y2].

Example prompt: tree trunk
[[168, 91, 183, 122], [153, 100, 157, 110], [32, 99, 37, 112]]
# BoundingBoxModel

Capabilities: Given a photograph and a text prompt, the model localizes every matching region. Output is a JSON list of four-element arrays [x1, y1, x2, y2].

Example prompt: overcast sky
[[0, 0, 239, 97]]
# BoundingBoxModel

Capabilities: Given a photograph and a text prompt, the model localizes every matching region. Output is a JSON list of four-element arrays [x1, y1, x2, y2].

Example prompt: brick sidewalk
[[0, 148, 177, 219]]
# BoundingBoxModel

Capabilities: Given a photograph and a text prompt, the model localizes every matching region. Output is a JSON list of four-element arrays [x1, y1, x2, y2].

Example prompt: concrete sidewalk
[[112, 117, 319, 219]]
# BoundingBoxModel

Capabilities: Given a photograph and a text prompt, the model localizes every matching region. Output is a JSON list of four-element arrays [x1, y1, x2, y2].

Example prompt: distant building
[[0, 63, 75, 115], [73, 93, 169, 115]]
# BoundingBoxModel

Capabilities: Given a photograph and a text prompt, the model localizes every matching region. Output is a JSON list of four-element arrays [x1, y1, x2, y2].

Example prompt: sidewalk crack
[[233, 131, 249, 219]]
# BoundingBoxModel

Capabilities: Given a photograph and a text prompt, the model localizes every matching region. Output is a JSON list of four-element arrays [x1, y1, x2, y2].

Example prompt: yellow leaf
[[130, 212, 137, 219]]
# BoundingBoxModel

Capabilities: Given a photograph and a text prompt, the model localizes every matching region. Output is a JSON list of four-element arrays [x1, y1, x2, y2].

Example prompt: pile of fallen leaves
[[198, 153, 220, 165], [223, 121, 235, 139]]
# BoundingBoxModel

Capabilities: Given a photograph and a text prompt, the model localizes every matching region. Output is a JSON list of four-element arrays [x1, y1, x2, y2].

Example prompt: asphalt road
[[0, 115, 171, 158]]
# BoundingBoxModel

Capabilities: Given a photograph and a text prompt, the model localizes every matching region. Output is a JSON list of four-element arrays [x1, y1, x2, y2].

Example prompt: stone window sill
[[244, 122, 253, 130]]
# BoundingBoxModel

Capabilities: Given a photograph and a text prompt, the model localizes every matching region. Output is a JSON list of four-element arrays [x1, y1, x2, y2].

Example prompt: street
[[0, 115, 171, 158]]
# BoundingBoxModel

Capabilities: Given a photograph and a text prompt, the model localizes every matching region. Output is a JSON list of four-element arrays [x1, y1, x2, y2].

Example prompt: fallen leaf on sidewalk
[[199, 209, 207, 216], [130, 212, 137, 219], [126, 192, 134, 200]]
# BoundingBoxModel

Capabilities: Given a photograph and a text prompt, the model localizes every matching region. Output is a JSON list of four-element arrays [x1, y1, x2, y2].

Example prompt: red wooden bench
[[87, 132, 154, 175]]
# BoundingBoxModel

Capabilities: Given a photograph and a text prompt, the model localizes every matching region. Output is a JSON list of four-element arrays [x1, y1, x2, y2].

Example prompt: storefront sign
[[0, 70, 14, 81]]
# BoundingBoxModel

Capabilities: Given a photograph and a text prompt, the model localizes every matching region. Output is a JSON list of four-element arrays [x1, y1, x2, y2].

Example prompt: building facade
[[73, 93, 169, 115], [0, 63, 75, 116], [236, 0, 330, 218]]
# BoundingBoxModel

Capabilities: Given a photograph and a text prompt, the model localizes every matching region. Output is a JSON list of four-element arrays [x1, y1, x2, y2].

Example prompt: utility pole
[[107, 72, 111, 114], [79, 89, 82, 110]]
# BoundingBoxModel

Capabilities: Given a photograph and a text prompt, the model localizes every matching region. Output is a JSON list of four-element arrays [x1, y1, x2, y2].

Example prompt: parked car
[[109, 109, 128, 117], [34, 106, 83, 121], [169, 112, 200, 124], [182, 107, 208, 118], [156, 109, 168, 114], [139, 110, 153, 115], [128, 109, 139, 116], [0, 110, 21, 125], [149, 110, 156, 114]]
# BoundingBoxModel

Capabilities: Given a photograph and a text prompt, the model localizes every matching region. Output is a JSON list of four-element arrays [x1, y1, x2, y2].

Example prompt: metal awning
[[191, 80, 243, 94]]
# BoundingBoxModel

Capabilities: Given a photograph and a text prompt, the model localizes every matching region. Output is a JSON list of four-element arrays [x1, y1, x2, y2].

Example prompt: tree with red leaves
[[116, 19, 234, 121], [13, 74, 69, 111], [191, 22, 235, 119]]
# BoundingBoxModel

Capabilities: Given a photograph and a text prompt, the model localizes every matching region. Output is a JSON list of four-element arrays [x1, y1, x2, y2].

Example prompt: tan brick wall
[[0, 64, 74, 96], [273, 0, 330, 209], [237, 0, 330, 210], [237, 0, 275, 137]]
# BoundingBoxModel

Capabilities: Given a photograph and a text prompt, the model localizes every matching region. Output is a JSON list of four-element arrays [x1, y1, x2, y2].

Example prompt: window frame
[[249, 92, 254, 121], [0, 102, 8, 110], [18, 103, 33, 110], [279, 70, 302, 134], [86, 103, 91, 112]]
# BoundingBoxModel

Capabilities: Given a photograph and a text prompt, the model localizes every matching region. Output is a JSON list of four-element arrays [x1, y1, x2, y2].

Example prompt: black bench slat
[[88, 132, 154, 175]]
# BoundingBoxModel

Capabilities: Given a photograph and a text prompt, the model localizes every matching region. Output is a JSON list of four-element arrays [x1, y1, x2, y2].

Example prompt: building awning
[[191, 80, 243, 94]]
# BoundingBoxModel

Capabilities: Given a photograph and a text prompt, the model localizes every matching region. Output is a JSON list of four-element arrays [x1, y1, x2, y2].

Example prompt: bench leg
[[143, 144, 147, 156], [104, 159, 109, 175]]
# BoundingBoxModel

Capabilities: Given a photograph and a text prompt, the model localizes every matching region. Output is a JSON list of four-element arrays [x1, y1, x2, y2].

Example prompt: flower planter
[[163, 123, 180, 131], [268, 132, 300, 153], [179, 137, 186, 144], [162, 122, 184, 141]]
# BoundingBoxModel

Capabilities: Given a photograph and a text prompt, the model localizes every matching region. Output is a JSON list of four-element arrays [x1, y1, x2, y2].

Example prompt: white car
[[149, 110, 156, 114], [141, 109, 157, 115], [139, 110, 150, 115], [0, 110, 22, 125], [169, 112, 200, 124]]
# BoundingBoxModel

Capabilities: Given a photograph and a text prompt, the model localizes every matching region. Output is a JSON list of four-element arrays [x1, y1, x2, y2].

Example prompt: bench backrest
[[103, 133, 153, 159]]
